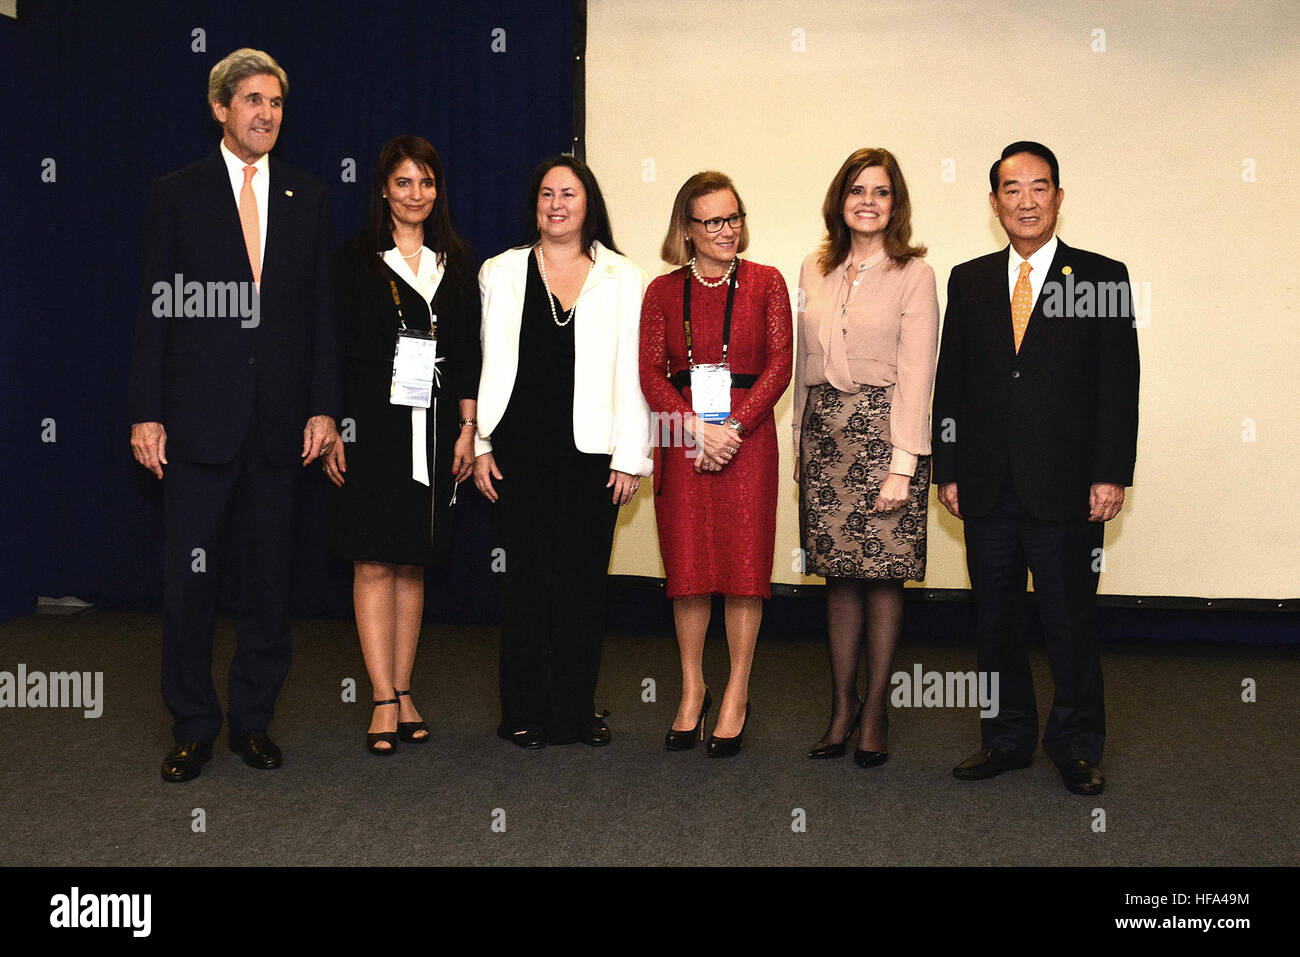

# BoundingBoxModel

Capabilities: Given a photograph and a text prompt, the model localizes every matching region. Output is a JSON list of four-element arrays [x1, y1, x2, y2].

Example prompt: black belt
[[669, 370, 757, 391]]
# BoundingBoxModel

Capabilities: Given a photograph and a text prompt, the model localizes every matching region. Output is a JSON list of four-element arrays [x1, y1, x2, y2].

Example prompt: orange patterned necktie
[[239, 165, 261, 285], [1011, 260, 1032, 352]]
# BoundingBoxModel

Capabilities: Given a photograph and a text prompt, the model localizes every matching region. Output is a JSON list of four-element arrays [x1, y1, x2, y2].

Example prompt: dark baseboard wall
[[604, 577, 1300, 647]]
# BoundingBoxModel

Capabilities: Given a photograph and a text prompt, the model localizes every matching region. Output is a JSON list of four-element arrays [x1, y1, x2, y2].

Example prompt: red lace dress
[[639, 260, 793, 598]]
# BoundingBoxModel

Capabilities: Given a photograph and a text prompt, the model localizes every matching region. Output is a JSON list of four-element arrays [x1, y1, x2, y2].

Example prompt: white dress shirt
[[219, 141, 268, 269], [1006, 234, 1058, 312], [382, 245, 444, 486]]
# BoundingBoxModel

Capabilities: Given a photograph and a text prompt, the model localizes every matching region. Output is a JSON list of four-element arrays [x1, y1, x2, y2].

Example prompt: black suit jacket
[[332, 230, 481, 402], [129, 149, 340, 466], [931, 239, 1139, 521]]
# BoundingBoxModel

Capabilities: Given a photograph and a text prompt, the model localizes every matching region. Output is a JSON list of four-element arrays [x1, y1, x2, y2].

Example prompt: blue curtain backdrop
[[0, 0, 575, 623], [3, 4, 1294, 644]]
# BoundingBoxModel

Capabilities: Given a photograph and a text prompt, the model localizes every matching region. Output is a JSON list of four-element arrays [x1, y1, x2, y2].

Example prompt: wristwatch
[[722, 416, 743, 436], [458, 417, 477, 430]]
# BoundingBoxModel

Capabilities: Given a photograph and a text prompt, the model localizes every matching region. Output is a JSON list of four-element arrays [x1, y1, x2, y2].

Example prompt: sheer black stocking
[[860, 580, 903, 751], [816, 577, 904, 750]]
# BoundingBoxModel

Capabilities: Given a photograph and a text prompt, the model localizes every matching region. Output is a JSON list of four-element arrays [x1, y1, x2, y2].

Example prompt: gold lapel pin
[[1061, 265, 1072, 275], [284, 189, 294, 197]]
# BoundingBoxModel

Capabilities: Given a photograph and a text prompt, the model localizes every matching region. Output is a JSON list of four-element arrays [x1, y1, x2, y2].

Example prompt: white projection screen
[[590, 0, 1299, 600]]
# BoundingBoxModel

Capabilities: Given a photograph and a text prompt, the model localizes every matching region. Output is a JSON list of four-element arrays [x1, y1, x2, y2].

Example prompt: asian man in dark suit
[[128, 48, 340, 782], [931, 141, 1139, 796]]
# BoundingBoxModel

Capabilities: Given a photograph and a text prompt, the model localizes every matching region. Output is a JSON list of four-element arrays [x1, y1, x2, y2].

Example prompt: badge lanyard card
[[388, 280, 439, 409], [682, 267, 738, 423]]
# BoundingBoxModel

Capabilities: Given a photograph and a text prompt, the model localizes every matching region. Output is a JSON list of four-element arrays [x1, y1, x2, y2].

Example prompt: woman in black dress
[[322, 136, 481, 754], [472, 156, 651, 748]]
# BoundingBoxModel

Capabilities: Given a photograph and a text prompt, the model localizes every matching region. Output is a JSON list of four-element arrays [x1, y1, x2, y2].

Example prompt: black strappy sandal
[[367, 698, 399, 755], [394, 689, 429, 744]]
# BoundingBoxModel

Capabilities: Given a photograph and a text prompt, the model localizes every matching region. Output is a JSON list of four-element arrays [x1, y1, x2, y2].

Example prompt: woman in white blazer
[[473, 155, 651, 749]]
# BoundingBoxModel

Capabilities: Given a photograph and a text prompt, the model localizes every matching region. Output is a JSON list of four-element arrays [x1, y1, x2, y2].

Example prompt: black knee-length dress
[[327, 232, 481, 567]]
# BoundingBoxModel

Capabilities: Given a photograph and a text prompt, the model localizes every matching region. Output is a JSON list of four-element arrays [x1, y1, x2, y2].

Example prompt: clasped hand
[[689, 416, 742, 473]]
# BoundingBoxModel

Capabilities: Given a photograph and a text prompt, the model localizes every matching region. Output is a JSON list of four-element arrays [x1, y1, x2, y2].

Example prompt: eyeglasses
[[688, 213, 746, 233]]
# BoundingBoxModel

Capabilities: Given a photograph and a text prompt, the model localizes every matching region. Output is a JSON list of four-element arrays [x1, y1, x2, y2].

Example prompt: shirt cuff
[[474, 433, 493, 456], [888, 447, 918, 477]]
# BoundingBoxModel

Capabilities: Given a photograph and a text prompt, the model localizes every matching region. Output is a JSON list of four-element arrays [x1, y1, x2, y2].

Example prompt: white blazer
[[475, 241, 653, 476]]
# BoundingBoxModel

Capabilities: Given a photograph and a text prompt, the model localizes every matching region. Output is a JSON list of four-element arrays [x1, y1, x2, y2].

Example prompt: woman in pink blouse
[[794, 148, 939, 767]]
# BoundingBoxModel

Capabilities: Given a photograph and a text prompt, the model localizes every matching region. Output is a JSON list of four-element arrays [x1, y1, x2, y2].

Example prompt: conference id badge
[[390, 331, 436, 408], [690, 363, 731, 423]]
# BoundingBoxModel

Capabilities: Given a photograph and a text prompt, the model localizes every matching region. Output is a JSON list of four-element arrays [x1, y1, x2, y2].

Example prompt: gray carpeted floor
[[0, 610, 1295, 866]]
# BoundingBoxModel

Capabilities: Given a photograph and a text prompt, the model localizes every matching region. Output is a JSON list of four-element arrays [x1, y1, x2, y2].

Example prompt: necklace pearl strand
[[688, 255, 738, 287], [537, 245, 594, 327]]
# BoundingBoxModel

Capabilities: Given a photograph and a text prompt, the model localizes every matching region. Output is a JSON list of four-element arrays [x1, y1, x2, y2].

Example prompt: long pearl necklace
[[537, 245, 594, 327], [688, 255, 737, 288]]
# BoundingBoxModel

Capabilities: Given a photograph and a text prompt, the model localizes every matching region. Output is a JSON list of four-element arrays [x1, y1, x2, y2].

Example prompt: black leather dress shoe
[[952, 747, 1032, 780], [497, 726, 546, 749], [161, 741, 212, 782], [578, 716, 611, 747], [228, 731, 283, 770], [1059, 760, 1105, 795]]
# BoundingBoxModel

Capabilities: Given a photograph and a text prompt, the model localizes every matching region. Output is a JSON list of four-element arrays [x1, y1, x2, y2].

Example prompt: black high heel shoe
[[394, 689, 429, 744], [854, 708, 889, 768], [665, 689, 712, 751], [807, 698, 864, 759], [367, 698, 399, 755], [706, 702, 750, 758]]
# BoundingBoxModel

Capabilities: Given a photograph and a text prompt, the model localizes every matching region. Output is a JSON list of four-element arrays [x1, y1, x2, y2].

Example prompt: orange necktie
[[1011, 260, 1032, 352], [239, 165, 261, 286]]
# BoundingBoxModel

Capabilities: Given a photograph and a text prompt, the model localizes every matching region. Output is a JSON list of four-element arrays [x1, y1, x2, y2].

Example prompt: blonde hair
[[208, 48, 288, 109], [659, 171, 750, 266]]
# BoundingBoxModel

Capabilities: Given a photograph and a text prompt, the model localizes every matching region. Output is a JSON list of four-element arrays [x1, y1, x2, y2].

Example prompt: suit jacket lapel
[[576, 239, 618, 306], [986, 247, 1016, 362], [263, 157, 292, 289], [199, 150, 254, 283], [1015, 238, 1070, 360]]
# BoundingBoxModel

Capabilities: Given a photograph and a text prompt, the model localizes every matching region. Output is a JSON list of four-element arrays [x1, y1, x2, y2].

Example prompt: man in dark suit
[[931, 141, 1139, 796], [129, 48, 339, 782]]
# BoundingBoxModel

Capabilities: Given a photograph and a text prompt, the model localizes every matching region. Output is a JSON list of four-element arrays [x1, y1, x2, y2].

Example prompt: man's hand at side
[[1088, 482, 1125, 522], [938, 481, 961, 520], [302, 415, 338, 466], [130, 422, 168, 479]]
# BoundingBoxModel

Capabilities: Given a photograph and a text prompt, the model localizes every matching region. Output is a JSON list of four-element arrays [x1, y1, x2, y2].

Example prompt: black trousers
[[161, 417, 294, 743], [962, 478, 1106, 766], [492, 451, 617, 741]]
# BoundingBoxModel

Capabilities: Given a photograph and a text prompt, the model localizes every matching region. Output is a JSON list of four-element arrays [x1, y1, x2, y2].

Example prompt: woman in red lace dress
[[639, 171, 792, 757]]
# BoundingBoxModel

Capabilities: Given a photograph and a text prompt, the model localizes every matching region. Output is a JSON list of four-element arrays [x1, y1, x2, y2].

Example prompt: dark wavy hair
[[817, 147, 926, 274], [517, 155, 621, 256], [365, 135, 469, 290]]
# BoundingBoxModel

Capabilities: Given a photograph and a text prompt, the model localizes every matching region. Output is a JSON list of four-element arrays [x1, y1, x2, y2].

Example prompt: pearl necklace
[[688, 256, 737, 288], [392, 227, 423, 260], [537, 245, 594, 327]]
